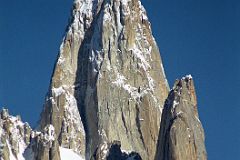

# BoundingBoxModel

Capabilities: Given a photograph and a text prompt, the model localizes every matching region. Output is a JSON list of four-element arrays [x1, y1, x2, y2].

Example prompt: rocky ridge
[[0, 109, 31, 160], [0, 0, 207, 160]]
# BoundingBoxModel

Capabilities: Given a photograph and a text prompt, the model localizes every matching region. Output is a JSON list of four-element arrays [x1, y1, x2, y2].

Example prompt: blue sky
[[0, 0, 239, 159]]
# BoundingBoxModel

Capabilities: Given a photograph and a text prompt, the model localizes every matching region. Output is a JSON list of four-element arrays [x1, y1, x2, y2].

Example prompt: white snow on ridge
[[57, 56, 65, 65], [65, 92, 85, 134], [52, 86, 65, 97], [112, 73, 151, 100], [129, 45, 151, 71], [6, 140, 17, 160], [112, 73, 126, 87], [171, 100, 179, 114], [182, 74, 193, 80], [186, 74, 193, 79], [46, 124, 55, 142], [60, 147, 85, 160], [103, 4, 112, 22], [122, 0, 130, 6], [3, 115, 28, 160]]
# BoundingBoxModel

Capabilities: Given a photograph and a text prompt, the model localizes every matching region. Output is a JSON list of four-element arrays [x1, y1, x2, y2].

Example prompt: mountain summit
[[0, 0, 206, 160]]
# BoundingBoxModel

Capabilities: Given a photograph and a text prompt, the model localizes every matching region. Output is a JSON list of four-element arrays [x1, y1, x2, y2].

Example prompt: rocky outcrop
[[25, 125, 61, 160], [155, 76, 207, 160], [0, 109, 31, 160]]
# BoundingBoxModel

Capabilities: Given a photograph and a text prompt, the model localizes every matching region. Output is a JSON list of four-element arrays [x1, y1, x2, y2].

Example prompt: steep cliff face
[[1, 0, 207, 160], [155, 76, 207, 160], [39, 0, 89, 158], [73, 0, 169, 159], [39, 0, 169, 159]]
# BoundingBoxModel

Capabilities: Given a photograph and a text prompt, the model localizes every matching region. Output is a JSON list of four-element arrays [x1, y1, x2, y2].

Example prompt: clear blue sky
[[0, 0, 239, 159]]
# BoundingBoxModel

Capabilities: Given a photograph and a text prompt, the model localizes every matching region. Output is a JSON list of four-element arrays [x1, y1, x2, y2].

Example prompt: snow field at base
[[60, 147, 85, 160]]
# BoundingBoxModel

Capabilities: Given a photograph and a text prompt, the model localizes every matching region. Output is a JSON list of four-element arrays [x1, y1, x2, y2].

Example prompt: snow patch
[[103, 4, 112, 22], [171, 100, 179, 114], [112, 73, 155, 101], [182, 74, 193, 80], [173, 100, 179, 109], [47, 125, 55, 141], [6, 140, 17, 160], [52, 86, 65, 97], [121, 0, 130, 16], [139, 1, 148, 21], [122, 0, 130, 6], [112, 73, 139, 99], [112, 74, 126, 87], [186, 74, 193, 79], [147, 76, 155, 91], [9, 116, 24, 127], [129, 44, 151, 71], [99, 142, 109, 159], [57, 56, 65, 65], [65, 92, 85, 134], [60, 147, 85, 160]]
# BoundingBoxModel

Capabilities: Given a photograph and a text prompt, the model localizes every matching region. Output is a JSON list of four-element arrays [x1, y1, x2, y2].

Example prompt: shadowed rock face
[[155, 76, 207, 160], [92, 141, 142, 160]]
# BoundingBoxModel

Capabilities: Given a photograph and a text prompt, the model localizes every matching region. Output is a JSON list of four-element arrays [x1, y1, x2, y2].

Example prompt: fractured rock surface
[[39, 0, 169, 159], [155, 76, 207, 160]]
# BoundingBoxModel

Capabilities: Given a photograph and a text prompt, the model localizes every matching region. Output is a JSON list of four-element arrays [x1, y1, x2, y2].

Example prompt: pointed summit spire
[[39, 0, 169, 159], [155, 76, 207, 160]]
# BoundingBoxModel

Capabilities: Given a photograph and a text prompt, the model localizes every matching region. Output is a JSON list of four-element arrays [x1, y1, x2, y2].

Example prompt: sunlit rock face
[[155, 76, 207, 160], [39, 0, 169, 159]]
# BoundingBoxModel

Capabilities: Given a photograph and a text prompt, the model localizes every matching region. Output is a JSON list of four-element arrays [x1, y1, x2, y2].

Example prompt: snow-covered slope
[[59, 147, 84, 160]]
